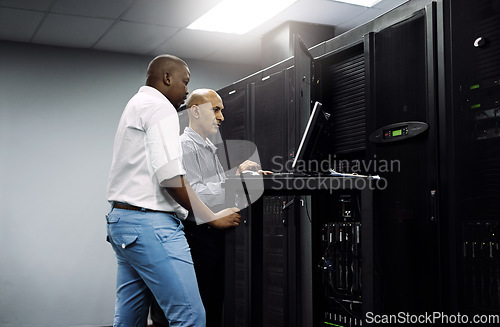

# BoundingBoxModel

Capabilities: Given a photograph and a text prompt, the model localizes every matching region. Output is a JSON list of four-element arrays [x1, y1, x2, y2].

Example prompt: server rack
[[217, 82, 254, 327], [365, 4, 442, 314], [312, 2, 444, 319], [220, 37, 311, 327], [310, 35, 369, 327], [224, 175, 374, 327], [218, 1, 500, 326], [439, 0, 500, 316]]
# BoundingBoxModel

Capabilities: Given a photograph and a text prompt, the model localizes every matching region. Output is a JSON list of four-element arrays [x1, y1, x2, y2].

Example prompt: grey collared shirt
[[180, 127, 226, 214]]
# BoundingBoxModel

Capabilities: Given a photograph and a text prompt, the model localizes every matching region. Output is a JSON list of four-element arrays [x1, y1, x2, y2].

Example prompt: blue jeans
[[106, 208, 205, 327]]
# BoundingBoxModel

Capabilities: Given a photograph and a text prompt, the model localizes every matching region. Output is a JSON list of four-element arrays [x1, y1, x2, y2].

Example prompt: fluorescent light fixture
[[187, 0, 298, 34], [333, 0, 382, 7]]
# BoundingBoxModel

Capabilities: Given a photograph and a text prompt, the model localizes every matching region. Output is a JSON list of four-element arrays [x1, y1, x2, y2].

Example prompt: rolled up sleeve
[[145, 107, 186, 185]]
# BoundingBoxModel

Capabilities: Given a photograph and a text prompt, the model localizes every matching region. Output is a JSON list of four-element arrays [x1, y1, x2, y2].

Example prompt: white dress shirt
[[107, 86, 188, 219]]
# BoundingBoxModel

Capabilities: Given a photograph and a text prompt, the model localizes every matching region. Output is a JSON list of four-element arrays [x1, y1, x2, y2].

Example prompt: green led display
[[392, 129, 403, 137], [470, 84, 480, 90], [471, 104, 481, 109]]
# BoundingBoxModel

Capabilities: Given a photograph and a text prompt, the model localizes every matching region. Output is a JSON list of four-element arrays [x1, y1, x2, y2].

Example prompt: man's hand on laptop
[[236, 160, 274, 175]]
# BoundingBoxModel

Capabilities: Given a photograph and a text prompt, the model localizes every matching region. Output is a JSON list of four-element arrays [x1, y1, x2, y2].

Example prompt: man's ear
[[192, 105, 200, 118], [163, 72, 171, 86]]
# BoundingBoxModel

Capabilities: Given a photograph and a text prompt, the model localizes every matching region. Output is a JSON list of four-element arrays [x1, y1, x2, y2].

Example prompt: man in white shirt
[[106, 55, 240, 327]]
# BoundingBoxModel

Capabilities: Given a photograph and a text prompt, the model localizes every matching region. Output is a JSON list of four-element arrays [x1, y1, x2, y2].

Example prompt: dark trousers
[[151, 221, 226, 327]]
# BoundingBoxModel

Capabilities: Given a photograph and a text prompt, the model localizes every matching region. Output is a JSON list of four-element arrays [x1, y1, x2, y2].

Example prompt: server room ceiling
[[0, 0, 408, 66]]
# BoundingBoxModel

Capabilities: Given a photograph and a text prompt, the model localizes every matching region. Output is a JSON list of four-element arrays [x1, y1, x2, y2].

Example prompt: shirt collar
[[184, 127, 218, 153], [138, 85, 171, 104]]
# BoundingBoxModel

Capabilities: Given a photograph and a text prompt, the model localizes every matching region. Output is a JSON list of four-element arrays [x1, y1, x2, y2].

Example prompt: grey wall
[[0, 41, 259, 327]]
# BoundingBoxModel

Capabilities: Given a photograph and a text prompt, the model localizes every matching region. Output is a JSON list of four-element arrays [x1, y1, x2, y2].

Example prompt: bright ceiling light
[[187, 0, 299, 34], [333, 0, 382, 7]]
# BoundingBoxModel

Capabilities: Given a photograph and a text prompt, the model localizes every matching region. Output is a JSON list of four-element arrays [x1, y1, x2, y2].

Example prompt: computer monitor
[[292, 101, 331, 173]]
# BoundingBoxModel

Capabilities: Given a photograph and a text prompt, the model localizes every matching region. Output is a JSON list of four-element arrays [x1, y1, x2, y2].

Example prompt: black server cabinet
[[254, 70, 291, 171], [439, 0, 500, 315], [220, 36, 313, 327], [218, 1, 500, 325], [252, 70, 294, 327], [218, 83, 254, 327], [311, 41, 369, 327], [365, 4, 441, 314]]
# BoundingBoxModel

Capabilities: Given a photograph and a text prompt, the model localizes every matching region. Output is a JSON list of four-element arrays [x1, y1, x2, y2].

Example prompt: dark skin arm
[[163, 175, 241, 229]]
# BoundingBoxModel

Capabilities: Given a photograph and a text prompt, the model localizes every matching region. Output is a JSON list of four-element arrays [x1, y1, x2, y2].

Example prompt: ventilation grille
[[475, 5, 500, 79], [477, 145, 500, 219], [262, 196, 287, 327], [218, 89, 249, 170], [327, 53, 366, 154], [220, 89, 246, 140]]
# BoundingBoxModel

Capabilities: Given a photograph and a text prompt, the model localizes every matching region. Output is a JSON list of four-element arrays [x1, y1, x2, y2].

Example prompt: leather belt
[[113, 202, 171, 214]]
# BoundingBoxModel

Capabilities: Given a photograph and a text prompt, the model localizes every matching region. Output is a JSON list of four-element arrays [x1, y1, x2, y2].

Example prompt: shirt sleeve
[[181, 139, 225, 209], [144, 102, 186, 185]]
